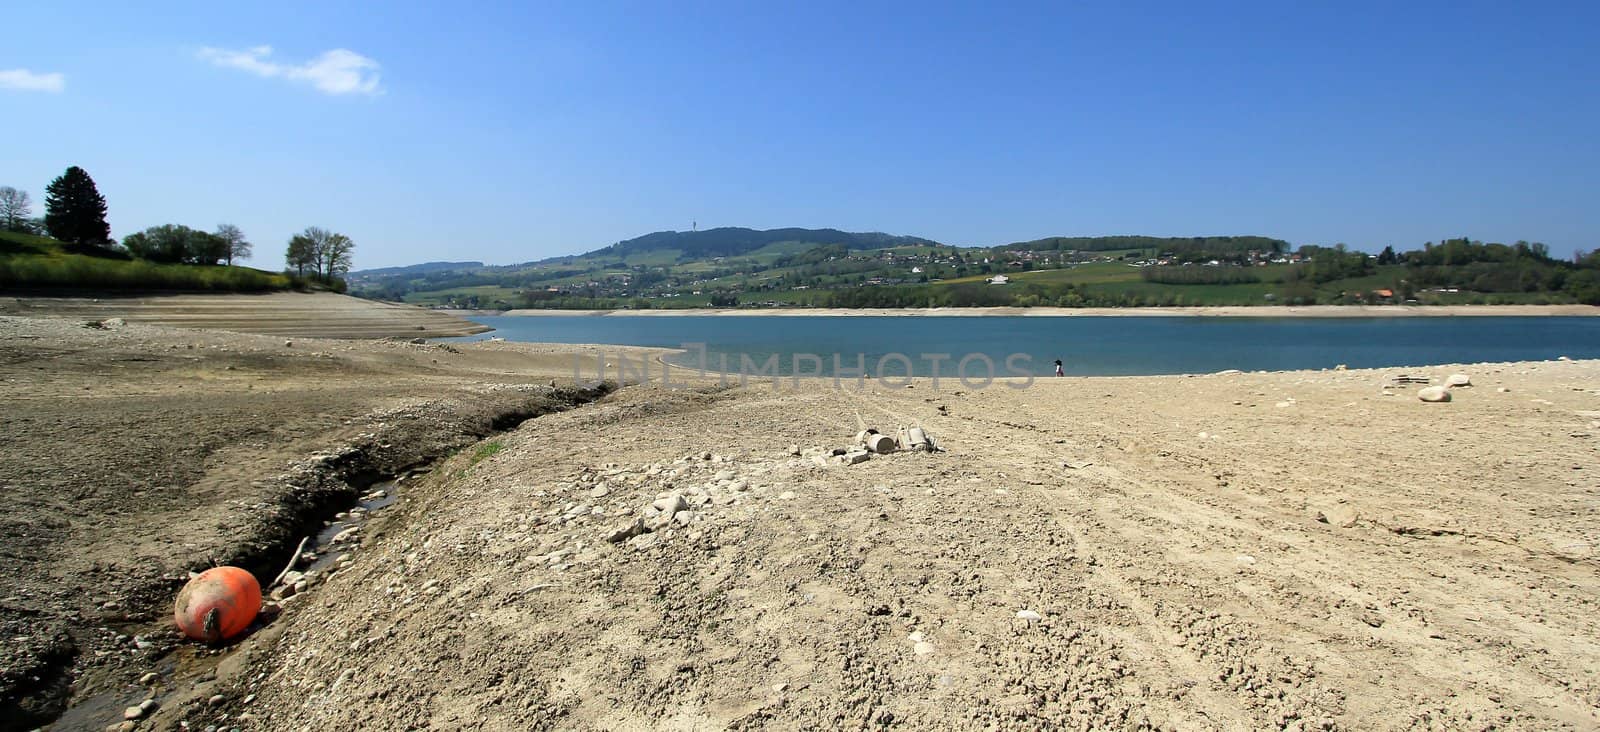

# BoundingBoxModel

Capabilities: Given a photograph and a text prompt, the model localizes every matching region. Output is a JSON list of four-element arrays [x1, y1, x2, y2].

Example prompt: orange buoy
[[174, 566, 261, 642]]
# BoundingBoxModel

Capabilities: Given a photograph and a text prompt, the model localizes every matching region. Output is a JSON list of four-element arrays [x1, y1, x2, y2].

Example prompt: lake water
[[447, 315, 1600, 377]]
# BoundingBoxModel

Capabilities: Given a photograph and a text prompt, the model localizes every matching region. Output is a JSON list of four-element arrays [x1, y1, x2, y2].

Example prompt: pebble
[[913, 641, 935, 656], [139, 672, 159, 685], [123, 699, 157, 720], [673, 510, 698, 526], [778, 491, 797, 500], [209, 694, 227, 705], [589, 483, 610, 499], [1016, 610, 1043, 621]]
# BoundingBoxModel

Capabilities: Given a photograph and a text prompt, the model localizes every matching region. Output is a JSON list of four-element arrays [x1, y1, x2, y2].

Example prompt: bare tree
[[0, 187, 32, 232], [215, 223, 251, 265]]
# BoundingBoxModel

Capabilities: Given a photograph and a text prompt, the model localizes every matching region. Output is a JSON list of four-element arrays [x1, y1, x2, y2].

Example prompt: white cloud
[[197, 45, 382, 96], [0, 69, 65, 93]]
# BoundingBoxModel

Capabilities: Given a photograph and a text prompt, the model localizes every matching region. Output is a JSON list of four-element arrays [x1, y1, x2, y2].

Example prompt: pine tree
[[44, 166, 112, 247]]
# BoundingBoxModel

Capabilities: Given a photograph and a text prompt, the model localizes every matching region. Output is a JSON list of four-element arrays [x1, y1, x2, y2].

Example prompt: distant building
[[987, 275, 1010, 285]]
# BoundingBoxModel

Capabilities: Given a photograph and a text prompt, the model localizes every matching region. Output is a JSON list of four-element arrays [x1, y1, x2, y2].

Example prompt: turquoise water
[[447, 315, 1600, 377]]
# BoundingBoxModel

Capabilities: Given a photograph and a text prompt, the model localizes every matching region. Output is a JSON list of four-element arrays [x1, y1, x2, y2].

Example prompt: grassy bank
[[0, 231, 298, 292]]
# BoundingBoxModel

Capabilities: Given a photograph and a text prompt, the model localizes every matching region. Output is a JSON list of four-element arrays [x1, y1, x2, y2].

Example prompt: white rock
[[627, 532, 659, 550], [1316, 504, 1359, 528], [1445, 374, 1472, 387], [1016, 610, 1043, 621], [913, 641, 935, 656], [1418, 386, 1451, 402], [604, 519, 645, 544], [651, 495, 688, 516]]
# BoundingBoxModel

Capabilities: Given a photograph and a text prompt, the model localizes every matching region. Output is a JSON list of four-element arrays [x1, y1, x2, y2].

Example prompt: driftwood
[[272, 536, 311, 587]]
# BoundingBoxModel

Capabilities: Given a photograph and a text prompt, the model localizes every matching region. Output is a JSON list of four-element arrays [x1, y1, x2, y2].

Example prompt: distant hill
[[593, 227, 941, 261], [349, 261, 485, 279]]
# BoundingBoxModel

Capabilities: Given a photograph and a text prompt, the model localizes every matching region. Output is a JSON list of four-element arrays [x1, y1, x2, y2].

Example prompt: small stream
[[45, 472, 421, 731], [302, 477, 404, 573]]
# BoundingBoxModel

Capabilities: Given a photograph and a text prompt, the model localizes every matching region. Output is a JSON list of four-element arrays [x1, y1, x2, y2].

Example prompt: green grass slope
[[0, 231, 298, 292]]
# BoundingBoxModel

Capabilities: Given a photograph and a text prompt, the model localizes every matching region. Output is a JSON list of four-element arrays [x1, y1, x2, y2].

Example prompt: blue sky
[[5, 1, 1598, 269]]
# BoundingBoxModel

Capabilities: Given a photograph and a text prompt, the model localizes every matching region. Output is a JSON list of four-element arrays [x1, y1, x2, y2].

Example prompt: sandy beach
[[2, 307, 1598, 730], [0, 292, 490, 338], [497, 304, 1600, 318]]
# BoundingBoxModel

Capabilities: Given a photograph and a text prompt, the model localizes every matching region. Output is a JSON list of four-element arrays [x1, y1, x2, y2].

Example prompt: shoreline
[[483, 304, 1600, 318]]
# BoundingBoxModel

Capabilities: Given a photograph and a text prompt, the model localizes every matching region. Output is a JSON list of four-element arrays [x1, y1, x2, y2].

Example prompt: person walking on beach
[[1054, 359, 1065, 377]]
